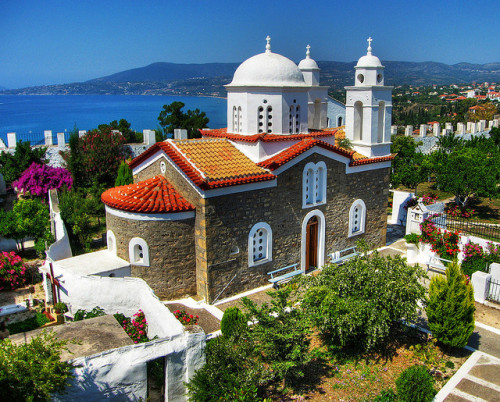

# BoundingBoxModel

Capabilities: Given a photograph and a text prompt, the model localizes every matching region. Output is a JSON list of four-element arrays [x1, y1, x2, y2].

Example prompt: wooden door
[[305, 216, 318, 271]]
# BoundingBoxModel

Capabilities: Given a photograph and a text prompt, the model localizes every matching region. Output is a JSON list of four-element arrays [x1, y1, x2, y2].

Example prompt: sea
[[0, 95, 227, 146]]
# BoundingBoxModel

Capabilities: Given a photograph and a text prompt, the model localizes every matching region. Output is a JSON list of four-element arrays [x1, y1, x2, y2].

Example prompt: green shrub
[[73, 306, 106, 321], [0, 331, 73, 400], [404, 233, 420, 245], [301, 253, 426, 353], [186, 335, 264, 402], [54, 302, 68, 314], [461, 256, 488, 277], [373, 388, 397, 401], [396, 365, 436, 402], [220, 306, 247, 338], [7, 312, 50, 334], [426, 262, 475, 348]]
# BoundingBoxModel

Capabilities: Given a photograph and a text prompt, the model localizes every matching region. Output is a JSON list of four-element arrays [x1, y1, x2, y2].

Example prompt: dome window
[[377, 73, 383, 83], [357, 74, 364, 83]]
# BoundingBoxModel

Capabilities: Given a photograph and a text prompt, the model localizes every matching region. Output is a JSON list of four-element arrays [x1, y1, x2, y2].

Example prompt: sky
[[1, 0, 499, 89]]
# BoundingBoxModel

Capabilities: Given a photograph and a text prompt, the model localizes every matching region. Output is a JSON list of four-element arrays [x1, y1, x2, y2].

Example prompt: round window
[[377, 73, 383, 83], [357, 74, 364, 83]]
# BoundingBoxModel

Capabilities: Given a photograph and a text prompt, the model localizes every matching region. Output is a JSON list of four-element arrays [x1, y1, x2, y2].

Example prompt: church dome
[[356, 37, 383, 68], [298, 45, 319, 70], [227, 37, 306, 87]]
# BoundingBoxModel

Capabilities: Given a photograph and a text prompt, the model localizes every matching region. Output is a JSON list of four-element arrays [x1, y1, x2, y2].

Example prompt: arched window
[[107, 230, 117, 255], [238, 106, 243, 133], [289, 105, 295, 133], [303, 161, 327, 208], [349, 199, 366, 237], [337, 116, 343, 127], [267, 106, 273, 133], [258, 106, 264, 133], [232, 106, 237, 133], [377, 101, 385, 143], [128, 237, 150, 266], [295, 105, 300, 133], [248, 222, 272, 266], [354, 101, 363, 141]]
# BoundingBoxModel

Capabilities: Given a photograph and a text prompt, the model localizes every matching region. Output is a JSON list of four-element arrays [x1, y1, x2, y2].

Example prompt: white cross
[[265, 36, 271, 52], [306, 44, 311, 57], [367, 37, 373, 53]]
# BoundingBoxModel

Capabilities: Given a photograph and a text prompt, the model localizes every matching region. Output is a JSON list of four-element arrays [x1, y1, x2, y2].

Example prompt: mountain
[[0, 86, 7, 91], [1, 60, 499, 96]]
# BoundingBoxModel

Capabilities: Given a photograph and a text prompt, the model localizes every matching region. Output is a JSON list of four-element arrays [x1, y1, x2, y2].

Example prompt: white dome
[[298, 57, 319, 70], [356, 53, 382, 68], [228, 51, 307, 87]]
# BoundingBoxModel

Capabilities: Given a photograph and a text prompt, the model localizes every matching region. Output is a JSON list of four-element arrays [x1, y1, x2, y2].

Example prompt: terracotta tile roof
[[349, 154, 396, 166], [129, 139, 276, 190], [199, 128, 340, 143], [258, 138, 354, 170], [101, 175, 195, 213]]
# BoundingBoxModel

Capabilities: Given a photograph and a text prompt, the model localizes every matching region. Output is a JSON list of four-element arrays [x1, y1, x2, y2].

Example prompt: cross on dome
[[306, 44, 311, 58], [367, 37, 373, 54], [265, 35, 271, 53]]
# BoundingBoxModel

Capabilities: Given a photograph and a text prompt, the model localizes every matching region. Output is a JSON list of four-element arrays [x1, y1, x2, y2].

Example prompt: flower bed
[[420, 218, 460, 260], [446, 203, 476, 219], [114, 309, 149, 343], [0, 252, 27, 290], [462, 241, 500, 276], [173, 309, 199, 326]]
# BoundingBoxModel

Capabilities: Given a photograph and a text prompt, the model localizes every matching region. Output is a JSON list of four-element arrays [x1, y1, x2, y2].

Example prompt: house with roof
[[101, 37, 394, 302]]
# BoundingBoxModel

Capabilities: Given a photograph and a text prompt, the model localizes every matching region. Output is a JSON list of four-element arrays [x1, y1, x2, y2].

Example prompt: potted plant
[[404, 233, 420, 264]]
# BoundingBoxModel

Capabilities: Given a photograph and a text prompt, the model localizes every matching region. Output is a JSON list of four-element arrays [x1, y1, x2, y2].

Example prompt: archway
[[301, 210, 325, 272]]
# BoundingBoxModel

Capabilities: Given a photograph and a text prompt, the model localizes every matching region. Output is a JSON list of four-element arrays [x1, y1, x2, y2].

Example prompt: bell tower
[[345, 38, 392, 157]]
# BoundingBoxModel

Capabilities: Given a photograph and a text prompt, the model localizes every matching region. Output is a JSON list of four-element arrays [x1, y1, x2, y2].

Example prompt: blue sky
[[1, 0, 499, 89]]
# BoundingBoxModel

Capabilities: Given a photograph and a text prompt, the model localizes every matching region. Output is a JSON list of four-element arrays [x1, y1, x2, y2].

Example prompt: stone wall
[[106, 211, 197, 299], [202, 154, 390, 301]]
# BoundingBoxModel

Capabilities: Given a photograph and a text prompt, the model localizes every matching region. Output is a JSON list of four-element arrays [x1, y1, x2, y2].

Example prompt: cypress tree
[[426, 262, 475, 348], [115, 161, 133, 187]]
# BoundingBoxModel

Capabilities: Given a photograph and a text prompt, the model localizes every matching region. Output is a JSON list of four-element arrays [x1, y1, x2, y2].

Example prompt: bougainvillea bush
[[420, 218, 460, 260], [461, 241, 500, 276], [173, 310, 199, 326], [0, 251, 27, 290], [421, 193, 438, 205], [12, 162, 72, 199], [446, 203, 476, 219], [114, 309, 149, 343]]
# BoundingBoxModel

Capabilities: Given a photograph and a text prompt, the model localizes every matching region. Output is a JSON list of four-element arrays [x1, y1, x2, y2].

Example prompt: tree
[[467, 102, 497, 122], [0, 331, 74, 400], [98, 119, 140, 144], [0, 198, 50, 252], [64, 127, 130, 188], [435, 132, 463, 154], [115, 161, 133, 187], [426, 262, 475, 348], [12, 162, 72, 199], [433, 147, 499, 207], [390, 135, 429, 195], [0, 141, 47, 186], [301, 250, 426, 353], [241, 287, 311, 388], [157, 101, 209, 139]]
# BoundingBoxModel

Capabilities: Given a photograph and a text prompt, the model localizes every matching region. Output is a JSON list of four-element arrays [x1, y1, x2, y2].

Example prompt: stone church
[[101, 37, 394, 302]]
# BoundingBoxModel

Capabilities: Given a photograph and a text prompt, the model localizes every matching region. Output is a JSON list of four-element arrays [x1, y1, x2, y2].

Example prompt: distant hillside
[[2, 60, 499, 96], [0, 86, 7, 91]]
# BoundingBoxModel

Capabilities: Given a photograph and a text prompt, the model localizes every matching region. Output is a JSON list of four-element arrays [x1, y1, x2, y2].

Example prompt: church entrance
[[305, 216, 318, 271]]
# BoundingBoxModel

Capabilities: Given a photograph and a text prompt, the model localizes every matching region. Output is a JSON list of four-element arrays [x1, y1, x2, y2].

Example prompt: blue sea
[[0, 95, 227, 145]]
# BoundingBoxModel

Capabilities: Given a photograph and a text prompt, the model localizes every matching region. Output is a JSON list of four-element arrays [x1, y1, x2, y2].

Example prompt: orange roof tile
[[129, 139, 276, 190], [173, 138, 268, 181], [199, 128, 340, 143], [101, 175, 194, 213]]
